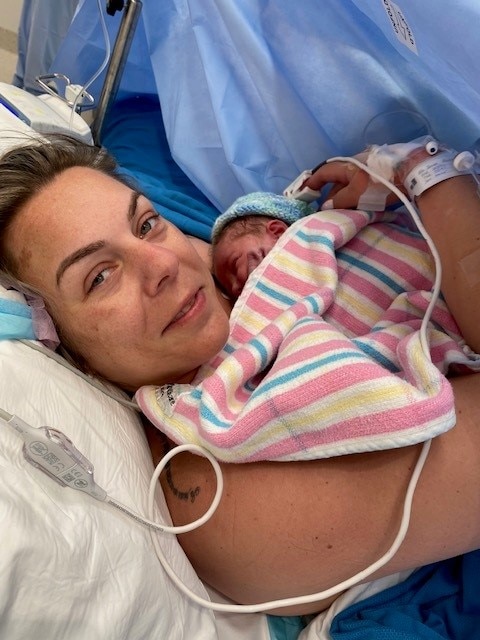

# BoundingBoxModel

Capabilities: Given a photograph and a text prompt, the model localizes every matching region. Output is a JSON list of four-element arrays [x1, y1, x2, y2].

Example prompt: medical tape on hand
[[357, 138, 436, 211], [357, 183, 390, 211], [403, 150, 470, 199]]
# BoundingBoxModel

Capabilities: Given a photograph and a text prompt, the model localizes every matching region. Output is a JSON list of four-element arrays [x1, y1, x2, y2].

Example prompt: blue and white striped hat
[[211, 192, 315, 244]]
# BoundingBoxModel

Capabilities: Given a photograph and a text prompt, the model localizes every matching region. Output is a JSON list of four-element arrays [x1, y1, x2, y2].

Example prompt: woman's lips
[[164, 288, 204, 332], [172, 296, 196, 322]]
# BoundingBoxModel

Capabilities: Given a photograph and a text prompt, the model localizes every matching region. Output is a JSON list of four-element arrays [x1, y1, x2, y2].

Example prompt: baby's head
[[211, 192, 315, 299]]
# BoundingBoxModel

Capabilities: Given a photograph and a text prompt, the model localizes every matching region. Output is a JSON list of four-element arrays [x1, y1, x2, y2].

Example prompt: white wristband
[[403, 150, 470, 199]]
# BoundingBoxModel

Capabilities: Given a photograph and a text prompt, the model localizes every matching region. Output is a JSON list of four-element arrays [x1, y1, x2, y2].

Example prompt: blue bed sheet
[[101, 94, 219, 241], [331, 550, 480, 639]]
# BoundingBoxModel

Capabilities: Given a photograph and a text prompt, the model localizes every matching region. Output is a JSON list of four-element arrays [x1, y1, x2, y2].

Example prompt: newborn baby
[[211, 192, 315, 299]]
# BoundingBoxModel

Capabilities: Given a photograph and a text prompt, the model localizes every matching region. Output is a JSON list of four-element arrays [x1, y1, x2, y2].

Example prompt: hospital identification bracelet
[[403, 150, 471, 199]]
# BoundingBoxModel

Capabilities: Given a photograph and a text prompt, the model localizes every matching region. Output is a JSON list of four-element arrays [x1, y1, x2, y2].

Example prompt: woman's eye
[[139, 214, 161, 237], [88, 268, 110, 292]]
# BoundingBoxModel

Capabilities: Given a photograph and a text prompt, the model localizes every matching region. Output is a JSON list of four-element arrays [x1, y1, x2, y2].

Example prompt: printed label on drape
[[382, 0, 417, 54]]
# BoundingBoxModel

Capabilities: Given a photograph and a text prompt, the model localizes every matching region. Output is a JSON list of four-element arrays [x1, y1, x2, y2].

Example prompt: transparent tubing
[[91, 0, 143, 145]]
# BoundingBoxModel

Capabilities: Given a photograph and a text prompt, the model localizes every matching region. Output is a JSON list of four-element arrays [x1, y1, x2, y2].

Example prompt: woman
[[1, 136, 479, 615]]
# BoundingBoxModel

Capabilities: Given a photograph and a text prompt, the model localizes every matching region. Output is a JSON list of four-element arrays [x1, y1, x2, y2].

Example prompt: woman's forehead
[[10, 167, 132, 275], [25, 167, 131, 228], [51, 166, 131, 206]]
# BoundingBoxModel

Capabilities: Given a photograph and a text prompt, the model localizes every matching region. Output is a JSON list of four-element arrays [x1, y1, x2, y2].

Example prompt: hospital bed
[[1, 1, 480, 639]]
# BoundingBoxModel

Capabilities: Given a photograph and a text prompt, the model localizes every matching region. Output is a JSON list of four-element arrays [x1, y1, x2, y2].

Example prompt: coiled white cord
[[107, 444, 224, 535], [0, 408, 430, 614], [140, 439, 430, 613]]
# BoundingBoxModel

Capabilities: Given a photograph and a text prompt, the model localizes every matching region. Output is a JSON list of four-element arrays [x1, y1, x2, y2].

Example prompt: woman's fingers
[[305, 156, 377, 209], [305, 161, 353, 192], [322, 164, 373, 209]]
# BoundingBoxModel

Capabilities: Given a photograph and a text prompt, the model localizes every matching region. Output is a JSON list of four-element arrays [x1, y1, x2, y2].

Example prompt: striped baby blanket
[[136, 209, 479, 462]]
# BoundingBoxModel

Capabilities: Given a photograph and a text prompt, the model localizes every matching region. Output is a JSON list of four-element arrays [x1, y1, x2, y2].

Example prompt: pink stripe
[[255, 386, 454, 460], [345, 234, 433, 290]]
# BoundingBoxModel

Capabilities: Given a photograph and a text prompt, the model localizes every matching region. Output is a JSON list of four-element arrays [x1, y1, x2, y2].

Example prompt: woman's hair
[[0, 133, 135, 277], [0, 134, 137, 372]]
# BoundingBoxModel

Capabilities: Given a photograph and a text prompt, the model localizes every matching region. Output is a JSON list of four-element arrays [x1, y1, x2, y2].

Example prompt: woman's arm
[[306, 156, 480, 353], [150, 373, 480, 615], [416, 175, 480, 353]]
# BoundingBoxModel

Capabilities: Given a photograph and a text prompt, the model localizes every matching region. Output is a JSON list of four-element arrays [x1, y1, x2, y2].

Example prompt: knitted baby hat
[[211, 192, 316, 244]]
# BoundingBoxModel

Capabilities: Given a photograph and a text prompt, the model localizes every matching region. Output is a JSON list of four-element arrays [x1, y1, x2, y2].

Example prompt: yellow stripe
[[232, 376, 426, 458], [274, 251, 337, 287]]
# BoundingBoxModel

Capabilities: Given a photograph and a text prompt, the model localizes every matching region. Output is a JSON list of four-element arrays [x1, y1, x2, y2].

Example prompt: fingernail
[[321, 199, 333, 210]]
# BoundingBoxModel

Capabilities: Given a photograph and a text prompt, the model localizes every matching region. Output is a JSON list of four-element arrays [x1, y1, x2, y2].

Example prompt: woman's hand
[[303, 153, 371, 210], [306, 141, 480, 353], [303, 144, 437, 210]]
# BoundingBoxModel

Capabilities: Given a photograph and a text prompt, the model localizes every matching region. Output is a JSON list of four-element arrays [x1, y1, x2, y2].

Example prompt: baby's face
[[212, 220, 287, 299]]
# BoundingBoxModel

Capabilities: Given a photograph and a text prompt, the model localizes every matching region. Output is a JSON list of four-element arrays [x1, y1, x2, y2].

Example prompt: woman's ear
[[266, 218, 288, 239]]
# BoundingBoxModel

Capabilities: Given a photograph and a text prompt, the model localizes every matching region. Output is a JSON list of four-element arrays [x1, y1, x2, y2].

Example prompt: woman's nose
[[129, 240, 179, 296]]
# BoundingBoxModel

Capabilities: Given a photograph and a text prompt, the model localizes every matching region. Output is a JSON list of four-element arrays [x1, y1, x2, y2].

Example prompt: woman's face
[[7, 167, 230, 390]]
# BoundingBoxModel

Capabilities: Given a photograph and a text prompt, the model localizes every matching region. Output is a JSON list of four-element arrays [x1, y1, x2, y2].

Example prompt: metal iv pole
[[91, 0, 143, 145]]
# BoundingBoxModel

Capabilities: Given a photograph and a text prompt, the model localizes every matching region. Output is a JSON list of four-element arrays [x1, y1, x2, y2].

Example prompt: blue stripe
[[256, 280, 296, 305], [353, 339, 400, 373], [199, 403, 232, 429], [191, 388, 202, 401], [254, 349, 368, 399], [191, 388, 232, 429], [296, 229, 333, 248], [245, 380, 256, 393], [304, 294, 320, 315], [338, 250, 405, 295], [250, 337, 269, 369]]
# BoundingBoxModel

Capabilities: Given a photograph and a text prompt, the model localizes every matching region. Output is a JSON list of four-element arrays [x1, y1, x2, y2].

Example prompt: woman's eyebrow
[[127, 190, 141, 222], [56, 241, 105, 287], [55, 190, 141, 287]]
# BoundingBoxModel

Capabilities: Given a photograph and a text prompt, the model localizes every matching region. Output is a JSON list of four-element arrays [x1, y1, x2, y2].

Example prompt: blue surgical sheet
[[52, 0, 480, 212]]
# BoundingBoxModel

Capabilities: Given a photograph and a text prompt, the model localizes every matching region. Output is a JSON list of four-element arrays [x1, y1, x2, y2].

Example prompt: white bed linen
[[0, 289, 271, 638]]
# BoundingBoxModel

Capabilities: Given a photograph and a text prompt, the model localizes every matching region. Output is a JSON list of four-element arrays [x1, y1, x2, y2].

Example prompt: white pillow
[[0, 292, 221, 638]]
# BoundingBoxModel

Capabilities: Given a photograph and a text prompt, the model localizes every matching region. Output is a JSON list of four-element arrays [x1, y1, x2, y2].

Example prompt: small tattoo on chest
[[165, 462, 200, 503]]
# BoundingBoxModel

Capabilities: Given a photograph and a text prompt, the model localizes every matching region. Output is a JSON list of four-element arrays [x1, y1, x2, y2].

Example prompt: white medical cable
[[68, 0, 111, 130], [19, 339, 139, 411], [2, 408, 223, 535], [0, 407, 12, 422], [106, 444, 224, 534], [146, 439, 430, 613], [1, 401, 430, 612]]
